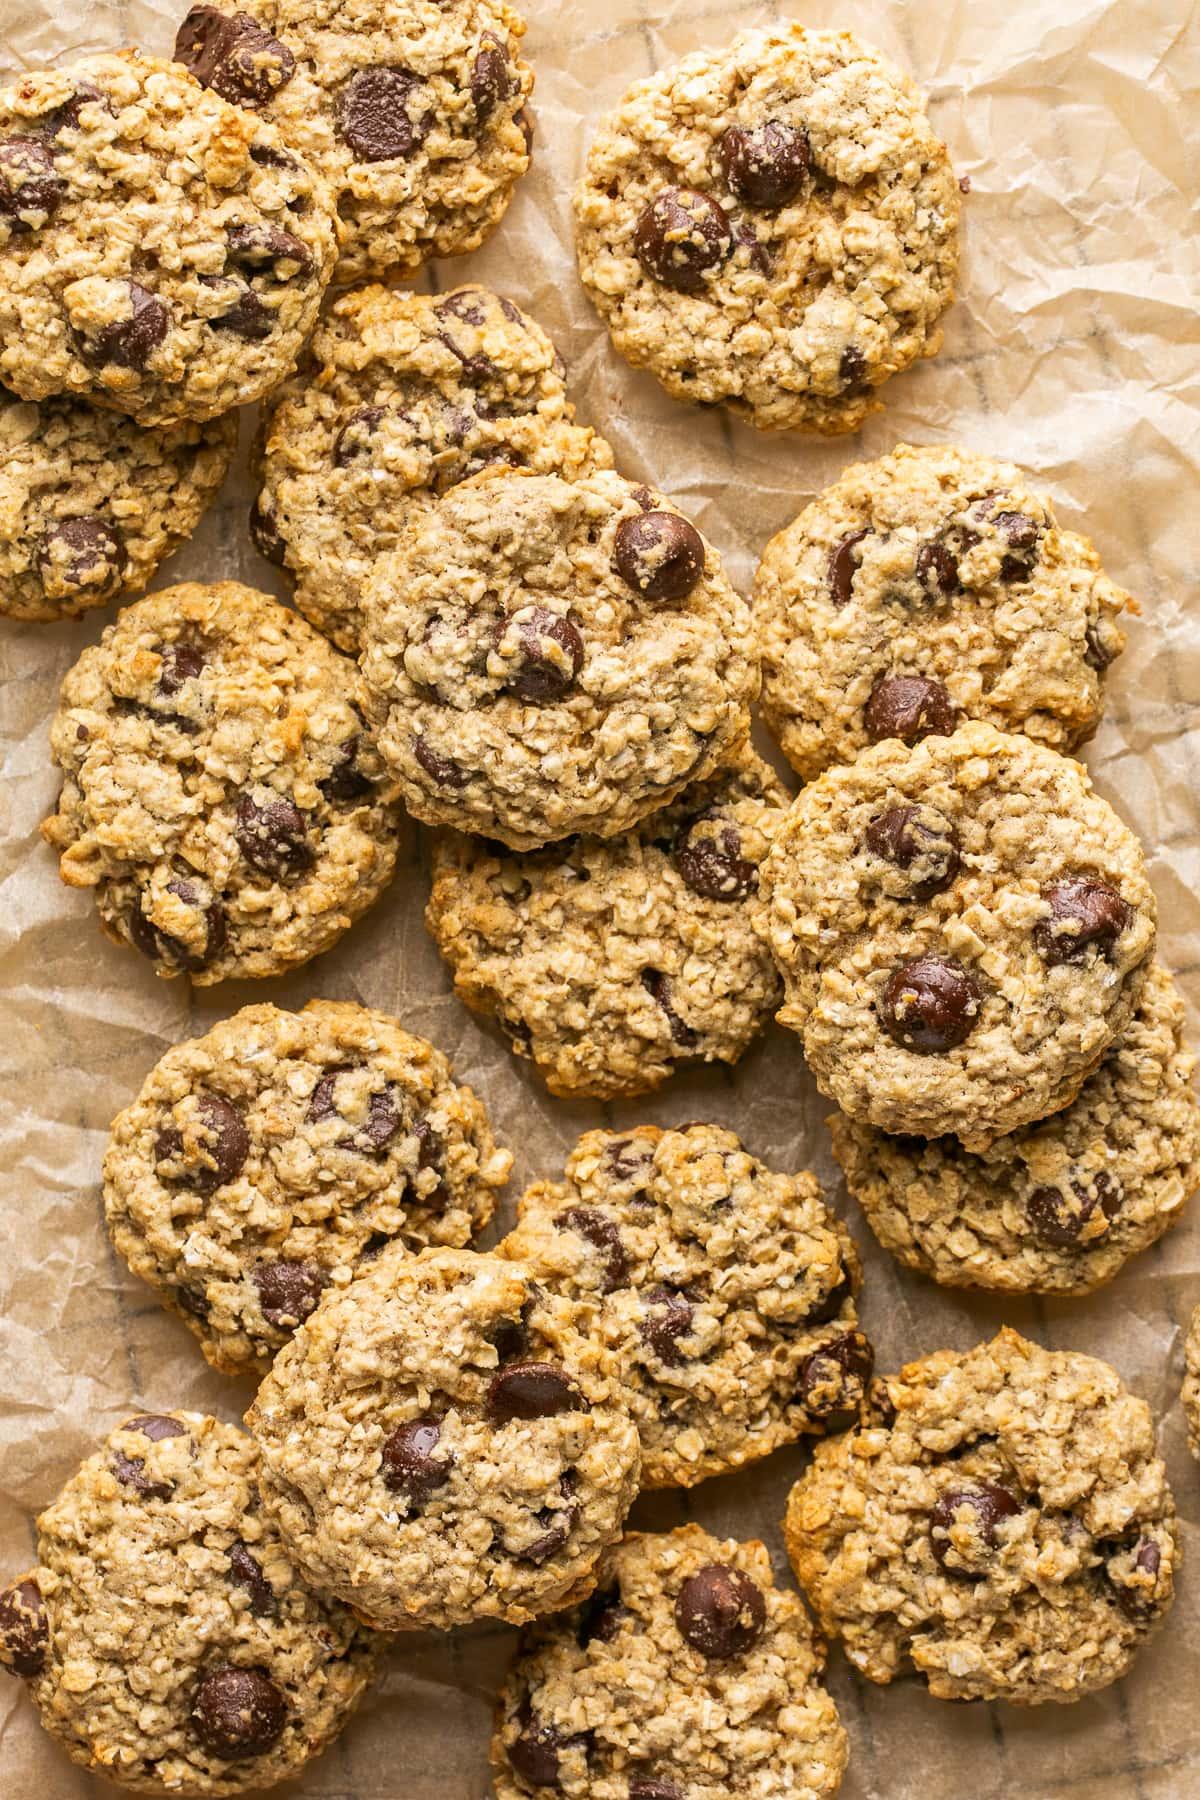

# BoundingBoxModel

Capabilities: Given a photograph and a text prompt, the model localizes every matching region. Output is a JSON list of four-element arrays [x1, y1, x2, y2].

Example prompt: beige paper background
[[2, 0, 1200, 1793]]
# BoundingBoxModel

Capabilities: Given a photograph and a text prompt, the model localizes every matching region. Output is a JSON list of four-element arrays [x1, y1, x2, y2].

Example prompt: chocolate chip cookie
[[784, 1328, 1178, 1704], [246, 1244, 641, 1630], [0, 389, 235, 622], [756, 721, 1156, 1148], [425, 748, 786, 1099], [41, 581, 403, 983], [574, 23, 960, 434], [1183, 1305, 1200, 1462], [500, 1124, 871, 1489], [175, 0, 533, 286], [252, 283, 610, 652], [493, 1526, 848, 1798], [0, 1413, 377, 1794], [756, 443, 1134, 780], [830, 961, 1200, 1295], [103, 1000, 513, 1374], [0, 53, 335, 427], [358, 468, 758, 849]]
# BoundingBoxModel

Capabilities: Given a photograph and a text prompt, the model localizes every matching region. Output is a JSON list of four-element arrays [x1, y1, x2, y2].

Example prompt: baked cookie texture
[[492, 1524, 847, 1799], [41, 581, 404, 984], [785, 1329, 1178, 1706], [574, 24, 960, 435], [830, 961, 1200, 1295], [756, 721, 1156, 1149], [425, 747, 787, 1099], [103, 1000, 513, 1375], [0, 1413, 377, 1796], [246, 1244, 642, 1630], [0, 53, 336, 426], [0, 389, 236, 623], [1183, 1305, 1200, 1462], [756, 443, 1134, 781], [358, 468, 758, 849], [253, 282, 610, 652], [176, 0, 533, 286], [500, 1124, 871, 1489]]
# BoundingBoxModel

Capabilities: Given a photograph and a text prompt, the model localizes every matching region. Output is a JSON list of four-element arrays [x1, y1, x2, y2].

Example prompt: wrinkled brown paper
[[3, 0, 1199, 1793]]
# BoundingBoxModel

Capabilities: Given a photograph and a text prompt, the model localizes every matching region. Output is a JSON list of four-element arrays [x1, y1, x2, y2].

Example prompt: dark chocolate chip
[[336, 67, 429, 161], [930, 1481, 1020, 1578], [158, 1091, 249, 1194], [508, 1715, 568, 1789], [604, 1136, 653, 1185], [1026, 1170, 1121, 1247], [225, 221, 310, 274], [414, 735, 469, 788], [675, 816, 755, 901], [640, 1287, 693, 1365], [514, 107, 534, 154], [864, 804, 960, 899], [520, 1501, 578, 1565], [634, 187, 732, 293], [129, 881, 225, 973], [37, 516, 126, 602], [125, 1414, 188, 1442], [880, 955, 980, 1054], [675, 1563, 766, 1660], [252, 1260, 327, 1329], [157, 642, 205, 697], [577, 1583, 627, 1647], [1085, 619, 1119, 671], [0, 137, 64, 227], [1034, 877, 1131, 964], [717, 120, 809, 209], [210, 284, 271, 340], [612, 510, 705, 601], [827, 527, 871, 606], [471, 31, 514, 119], [235, 792, 314, 879], [41, 83, 107, 140], [500, 606, 585, 704], [838, 344, 869, 391], [227, 1541, 275, 1616], [486, 1362, 583, 1422], [381, 1418, 452, 1499], [804, 1270, 851, 1326], [333, 404, 385, 467], [191, 1666, 288, 1760], [640, 969, 699, 1048], [1110, 1536, 1165, 1617], [555, 1207, 628, 1293], [319, 735, 375, 801], [0, 1578, 47, 1678], [797, 1331, 874, 1423], [80, 282, 169, 371], [248, 496, 287, 566], [916, 538, 962, 599], [863, 675, 958, 745], [174, 6, 295, 106]]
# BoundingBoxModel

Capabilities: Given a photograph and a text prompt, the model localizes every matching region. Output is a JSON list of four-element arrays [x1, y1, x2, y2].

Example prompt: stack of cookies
[[0, 9, 1196, 1800]]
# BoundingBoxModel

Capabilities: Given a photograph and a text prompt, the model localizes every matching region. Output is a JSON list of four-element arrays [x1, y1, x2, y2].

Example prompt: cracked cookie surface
[[0, 53, 335, 425], [492, 1524, 847, 1799], [175, 0, 533, 287], [358, 468, 758, 849], [756, 721, 1156, 1148], [756, 443, 1134, 780], [425, 747, 786, 1098], [784, 1328, 1178, 1704], [501, 1124, 871, 1489], [0, 389, 235, 622], [0, 1413, 377, 1795], [574, 23, 960, 434], [831, 961, 1200, 1294], [41, 581, 404, 983], [253, 283, 610, 652], [103, 1000, 512, 1374], [246, 1244, 641, 1630]]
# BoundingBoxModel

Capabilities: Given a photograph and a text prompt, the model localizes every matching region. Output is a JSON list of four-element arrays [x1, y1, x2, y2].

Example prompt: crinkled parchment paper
[[2, 0, 1199, 1794]]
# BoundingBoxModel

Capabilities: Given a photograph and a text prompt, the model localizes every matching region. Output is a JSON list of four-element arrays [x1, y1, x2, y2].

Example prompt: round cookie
[[0, 53, 335, 427], [176, 0, 533, 287], [574, 23, 960, 435], [500, 1124, 871, 1489], [246, 1244, 642, 1630], [0, 1412, 377, 1795], [425, 748, 787, 1099], [756, 443, 1134, 781], [1183, 1305, 1200, 1462], [756, 721, 1156, 1148], [41, 581, 403, 984], [783, 1328, 1178, 1705], [253, 283, 610, 652], [358, 468, 758, 849], [492, 1524, 847, 1799], [0, 390, 236, 623], [830, 961, 1200, 1295], [103, 1000, 513, 1375]]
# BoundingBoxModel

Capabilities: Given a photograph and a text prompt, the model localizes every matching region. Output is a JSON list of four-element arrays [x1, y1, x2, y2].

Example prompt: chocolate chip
[[577, 1584, 627, 1647], [1110, 1536, 1165, 1618], [555, 1207, 628, 1293], [804, 1269, 851, 1326], [797, 1331, 874, 1423], [235, 792, 314, 879], [248, 496, 286, 566], [319, 735, 375, 801], [112, 1451, 175, 1501], [41, 83, 106, 140], [486, 1362, 584, 1422], [471, 32, 514, 119], [0, 137, 64, 227], [640, 1287, 693, 1365], [337, 67, 429, 161], [414, 735, 469, 789], [717, 119, 809, 209], [640, 969, 698, 1048], [499, 606, 585, 704], [1027, 1170, 1121, 1246], [227, 1542, 275, 1616], [827, 527, 871, 606], [992, 509, 1040, 580], [210, 284, 271, 340], [381, 1418, 452, 1499], [1085, 618, 1119, 671], [158, 1092, 249, 1194], [125, 1413, 188, 1441], [174, 6, 295, 106], [37, 516, 126, 603], [930, 1481, 1020, 1578], [488, 1311, 530, 1365], [612, 510, 705, 602], [916, 538, 962, 599], [333, 405, 385, 467], [520, 1500, 578, 1565], [508, 1715, 569, 1789], [675, 816, 756, 901], [130, 882, 226, 973], [880, 955, 979, 1054], [675, 1564, 766, 1660], [157, 642, 205, 697], [864, 804, 960, 899], [191, 1666, 287, 1760], [634, 187, 732, 292], [0, 1578, 47, 1678], [1034, 877, 1131, 964], [863, 675, 958, 745], [605, 1136, 653, 1185], [308, 1072, 403, 1153], [252, 1260, 327, 1329], [629, 1781, 685, 1799], [839, 344, 869, 391], [225, 221, 310, 274], [81, 282, 169, 372]]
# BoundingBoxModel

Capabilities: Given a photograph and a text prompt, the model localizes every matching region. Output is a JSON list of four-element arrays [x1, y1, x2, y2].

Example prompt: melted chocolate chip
[[129, 881, 226, 973], [191, 1666, 287, 1760], [157, 641, 205, 697], [0, 1578, 47, 1678], [1034, 877, 1131, 964], [839, 344, 869, 391], [880, 955, 980, 1054], [174, 6, 295, 106], [500, 607, 585, 704], [555, 1207, 628, 1293], [0, 137, 64, 227], [337, 67, 429, 161], [414, 735, 469, 788], [252, 1260, 327, 1329], [863, 675, 958, 745], [508, 1715, 569, 1789], [675, 1564, 766, 1660], [158, 1092, 249, 1194], [37, 516, 126, 602], [640, 1287, 693, 1365], [319, 735, 375, 801], [916, 538, 962, 599], [1085, 618, 1119, 671], [864, 804, 961, 899], [797, 1332, 874, 1423], [248, 496, 286, 565], [381, 1418, 452, 1498], [41, 83, 106, 140], [486, 1362, 584, 1422], [641, 969, 699, 1048], [227, 1542, 275, 1616], [235, 792, 314, 879], [1110, 1536, 1165, 1617], [612, 511, 705, 601], [634, 188, 732, 292], [520, 1497, 579, 1565], [125, 1414, 188, 1442], [225, 221, 310, 274], [827, 527, 871, 606], [1027, 1170, 1121, 1247], [80, 282, 169, 371], [675, 817, 755, 901], [471, 31, 514, 118], [605, 1136, 653, 1185], [333, 404, 385, 467], [717, 120, 809, 209], [577, 1583, 627, 1646], [930, 1481, 1020, 1578], [308, 1071, 403, 1153], [210, 284, 271, 340], [804, 1270, 851, 1326]]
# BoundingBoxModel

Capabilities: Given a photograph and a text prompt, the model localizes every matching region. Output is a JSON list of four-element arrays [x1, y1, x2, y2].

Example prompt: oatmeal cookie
[[41, 581, 404, 983]]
